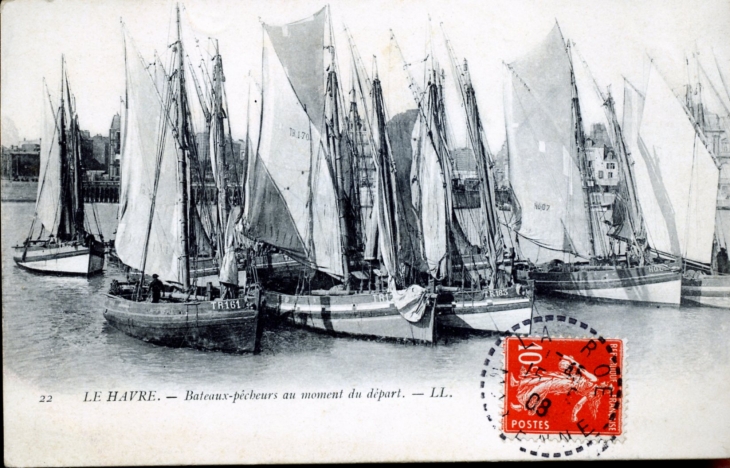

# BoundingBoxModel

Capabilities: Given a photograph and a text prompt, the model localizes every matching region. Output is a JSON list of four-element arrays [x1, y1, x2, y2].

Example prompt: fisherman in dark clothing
[[148, 274, 164, 303], [717, 248, 729, 274]]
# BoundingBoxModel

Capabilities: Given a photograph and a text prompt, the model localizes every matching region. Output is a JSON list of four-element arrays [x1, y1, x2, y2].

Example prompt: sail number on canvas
[[289, 127, 311, 141]]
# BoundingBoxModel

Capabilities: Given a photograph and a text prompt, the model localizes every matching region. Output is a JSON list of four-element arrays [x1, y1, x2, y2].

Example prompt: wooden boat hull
[[530, 262, 682, 305], [681, 274, 730, 308], [263, 291, 436, 343], [103, 293, 260, 353], [437, 286, 534, 333], [13, 241, 105, 275]]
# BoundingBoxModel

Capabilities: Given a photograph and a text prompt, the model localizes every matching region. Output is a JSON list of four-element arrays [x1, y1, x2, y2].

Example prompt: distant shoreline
[[1, 180, 37, 202]]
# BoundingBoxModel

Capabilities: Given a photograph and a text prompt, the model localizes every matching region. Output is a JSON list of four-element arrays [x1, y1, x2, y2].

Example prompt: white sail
[[571, 50, 616, 259], [412, 116, 448, 279], [623, 80, 671, 255], [504, 26, 592, 261], [572, 51, 614, 147], [311, 144, 345, 277], [116, 42, 184, 283], [636, 65, 719, 264], [246, 29, 345, 278], [36, 89, 62, 236]]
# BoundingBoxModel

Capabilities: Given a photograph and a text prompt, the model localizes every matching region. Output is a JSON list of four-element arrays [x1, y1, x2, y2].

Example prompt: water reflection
[[2, 202, 728, 395]]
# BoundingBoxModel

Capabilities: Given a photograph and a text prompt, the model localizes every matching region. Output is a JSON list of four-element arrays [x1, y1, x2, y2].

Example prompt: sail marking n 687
[[504, 25, 591, 259]]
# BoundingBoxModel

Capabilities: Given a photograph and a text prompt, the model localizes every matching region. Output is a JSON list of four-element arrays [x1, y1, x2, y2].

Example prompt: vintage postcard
[[2, 0, 729, 464]]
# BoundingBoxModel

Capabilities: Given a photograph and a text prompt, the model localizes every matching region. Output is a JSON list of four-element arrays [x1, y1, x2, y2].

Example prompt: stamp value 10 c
[[503, 337, 623, 438]]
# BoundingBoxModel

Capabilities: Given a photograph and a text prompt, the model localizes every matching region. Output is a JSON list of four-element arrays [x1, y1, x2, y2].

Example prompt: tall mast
[[714, 51, 730, 105], [565, 39, 598, 258], [441, 26, 503, 287], [58, 56, 71, 241], [606, 87, 646, 261], [573, 43, 647, 262], [242, 71, 252, 202], [391, 29, 456, 281], [176, 4, 191, 289], [325, 8, 350, 284], [347, 75, 364, 246], [389, 31, 424, 107], [213, 39, 229, 259], [65, 68, 84, 239], [371, 66, 401, 285], [345, 26, 376, 240]]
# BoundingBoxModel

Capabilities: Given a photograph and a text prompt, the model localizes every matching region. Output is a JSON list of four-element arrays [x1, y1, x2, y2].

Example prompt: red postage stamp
[[503, 337, 623, 438]]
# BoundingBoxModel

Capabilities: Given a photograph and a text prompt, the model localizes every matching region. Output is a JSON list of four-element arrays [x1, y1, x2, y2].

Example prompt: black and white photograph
[[2, 0, 729, 464]]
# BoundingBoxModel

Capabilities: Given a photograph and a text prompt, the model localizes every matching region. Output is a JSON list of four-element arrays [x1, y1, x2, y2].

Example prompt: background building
[[108, 113, 121, 179], [1, 140, 40, 180]]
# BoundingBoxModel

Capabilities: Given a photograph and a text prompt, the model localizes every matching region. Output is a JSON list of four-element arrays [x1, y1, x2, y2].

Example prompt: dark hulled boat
[[104, 8, 260, 352], [104, 285, 260, 353]]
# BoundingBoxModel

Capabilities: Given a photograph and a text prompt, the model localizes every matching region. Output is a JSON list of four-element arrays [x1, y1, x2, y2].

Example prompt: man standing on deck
[[148, 274, 164, 303], [717, 248, 729, 274]]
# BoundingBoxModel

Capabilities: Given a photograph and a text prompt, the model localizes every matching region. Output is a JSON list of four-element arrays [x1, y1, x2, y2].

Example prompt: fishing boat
[[681, 53, 730, 308], [245, 7, 436, 343], [390, 26, 534, 332], [624, 56, 728, 308], [503, 24, 682, 304], [103, 7, 260, 353], [105, 47, 308, 291], [13, 58, 105, 276]]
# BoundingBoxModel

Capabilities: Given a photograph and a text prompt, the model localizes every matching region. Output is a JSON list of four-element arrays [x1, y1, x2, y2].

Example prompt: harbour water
[[3, 200, 728, 393]]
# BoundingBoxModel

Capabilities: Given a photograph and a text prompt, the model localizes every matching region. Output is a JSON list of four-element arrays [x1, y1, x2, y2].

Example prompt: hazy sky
[[2, 0, 729, 150]]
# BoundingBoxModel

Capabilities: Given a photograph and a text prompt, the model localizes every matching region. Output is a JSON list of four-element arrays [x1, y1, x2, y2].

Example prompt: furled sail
[[370, 76, 401, 283], [441, 48, 487, 251], [504, 25, 591, 260], [208, 50, 230, 260], [633, 64, 719, 265], [116, 39, 184, 283], [716, 210, 730, 250], [245, 18, 345, 279], [219, 206, 240, 286], [36, 87, 62, 237], [387, 109, 428, 277], [445, 37, 504, 274]]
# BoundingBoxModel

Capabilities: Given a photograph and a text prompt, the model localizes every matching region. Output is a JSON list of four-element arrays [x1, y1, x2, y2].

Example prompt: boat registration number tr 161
[[211, 299, 247, 310], [503, 337, 623, 437]]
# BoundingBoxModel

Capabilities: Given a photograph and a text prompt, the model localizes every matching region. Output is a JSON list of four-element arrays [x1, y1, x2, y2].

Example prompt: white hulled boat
[[13, 58, 105, 276], [625, 56, 728, 308], [503, 25, 681, 304], [390, 25, 534, 332], [246, 7, 436, 343]]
